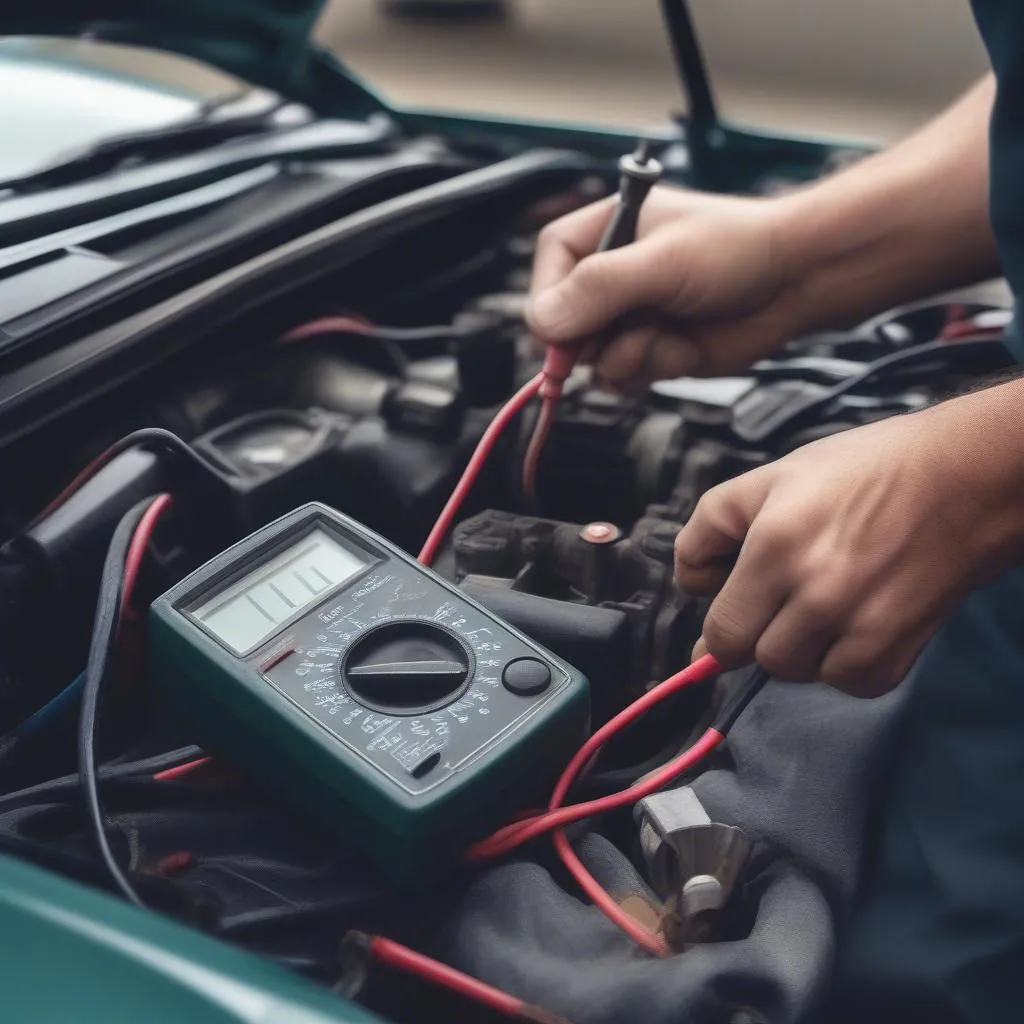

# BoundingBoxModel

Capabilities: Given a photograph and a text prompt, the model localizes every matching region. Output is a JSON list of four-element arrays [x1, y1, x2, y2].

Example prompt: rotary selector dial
[[342, 621, 471, 713]]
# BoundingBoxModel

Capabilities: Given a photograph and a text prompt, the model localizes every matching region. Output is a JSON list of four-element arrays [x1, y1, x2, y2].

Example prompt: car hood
[[1, 1, 387, 120]]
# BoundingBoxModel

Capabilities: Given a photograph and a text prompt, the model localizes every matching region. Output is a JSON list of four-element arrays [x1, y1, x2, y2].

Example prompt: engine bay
[[0, 155, 1015, 1023]]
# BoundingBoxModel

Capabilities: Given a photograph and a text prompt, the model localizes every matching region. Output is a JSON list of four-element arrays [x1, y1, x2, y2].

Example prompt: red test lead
[[343, 932, 572, 1024]]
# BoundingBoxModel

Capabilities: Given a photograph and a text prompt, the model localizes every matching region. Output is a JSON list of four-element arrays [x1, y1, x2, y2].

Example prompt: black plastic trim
[[0, 150, 590, 451]]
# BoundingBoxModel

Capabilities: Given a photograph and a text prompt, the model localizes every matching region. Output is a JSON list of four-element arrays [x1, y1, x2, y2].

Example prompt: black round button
[[502, 658, 551, 696]]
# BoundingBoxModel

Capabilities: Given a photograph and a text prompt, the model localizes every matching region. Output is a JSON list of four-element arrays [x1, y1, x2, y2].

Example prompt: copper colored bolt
[[580, 522, 622, 545]]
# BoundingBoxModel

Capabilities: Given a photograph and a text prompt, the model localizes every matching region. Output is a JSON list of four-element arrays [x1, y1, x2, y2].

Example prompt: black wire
[[0, 745, 204, 813], [285, 322, 461, 344], [732, 338, 1009, 444], [340, 324, 461, 343], [216, 895, 386, 937], [77, 497, 156, 910], [712, 666, 771, 734], [30, 428, 227, 528], [381, 246, 501, 309]]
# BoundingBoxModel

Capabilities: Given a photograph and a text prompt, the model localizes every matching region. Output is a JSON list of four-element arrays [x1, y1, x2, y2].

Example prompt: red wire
[[468, 654, 722, 858], [521, 397, 557, 502], [152, 851, 195, 877], [471, 727, 721, 861], [367, 936, 532, 1019], [417, 372, 544, 565], [551, 828, 665, 955], [938, 319, 1003, 341], [279, 315, 376, 344], [548, 732, 722, 957], [519, 340, 586, 504], [467, 653, 725, 956], [115, 494, 217, 786], [122, 494, 173, 610], [28, 448, 121, 530], [153, 756, 215, 782]]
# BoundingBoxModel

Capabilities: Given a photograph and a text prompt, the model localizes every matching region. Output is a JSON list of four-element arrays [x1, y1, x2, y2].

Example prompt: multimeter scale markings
[[262, 583, 550, 793]]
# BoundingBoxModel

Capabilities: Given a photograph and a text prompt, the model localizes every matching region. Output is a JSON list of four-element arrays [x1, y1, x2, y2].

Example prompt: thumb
[[691, 636, 708, 663], [527, 241, 673, 343]]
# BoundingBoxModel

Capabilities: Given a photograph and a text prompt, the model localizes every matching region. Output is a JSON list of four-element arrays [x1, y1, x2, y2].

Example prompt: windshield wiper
[[0, 88, 309, 195]]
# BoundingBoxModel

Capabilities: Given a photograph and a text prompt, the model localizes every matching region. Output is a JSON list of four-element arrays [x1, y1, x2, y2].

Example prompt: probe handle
[[597, 140, 664, 252], [597, 200, 644, 253], [540, 141, 665, 395]]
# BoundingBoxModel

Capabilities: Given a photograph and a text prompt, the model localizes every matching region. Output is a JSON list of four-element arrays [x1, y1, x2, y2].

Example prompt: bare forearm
[[772, 75, 999, 333]]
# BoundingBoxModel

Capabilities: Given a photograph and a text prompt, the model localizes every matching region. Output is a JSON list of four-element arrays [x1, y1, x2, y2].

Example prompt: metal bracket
[[637, 787, 753, 946]]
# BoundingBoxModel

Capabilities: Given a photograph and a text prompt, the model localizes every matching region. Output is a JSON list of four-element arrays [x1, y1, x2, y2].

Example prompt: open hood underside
[[2, 1, 388, 119]]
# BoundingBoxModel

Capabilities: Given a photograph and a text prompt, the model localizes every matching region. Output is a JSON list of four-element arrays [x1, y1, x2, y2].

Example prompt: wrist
[[760, 91, 999, 340], [918, 378, 1024, 574], [763, 180, 919, 337]]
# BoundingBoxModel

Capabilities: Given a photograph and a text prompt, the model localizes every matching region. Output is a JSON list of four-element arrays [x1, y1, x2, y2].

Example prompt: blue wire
[[16, 671, 86, 739]]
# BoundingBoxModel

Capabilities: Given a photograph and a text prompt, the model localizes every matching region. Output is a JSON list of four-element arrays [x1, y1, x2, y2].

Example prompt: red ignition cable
[[523, 139, 664, 501]]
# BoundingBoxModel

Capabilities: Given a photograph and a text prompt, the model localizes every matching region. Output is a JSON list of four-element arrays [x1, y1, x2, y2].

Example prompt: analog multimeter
[[150, 503, 589, 881]]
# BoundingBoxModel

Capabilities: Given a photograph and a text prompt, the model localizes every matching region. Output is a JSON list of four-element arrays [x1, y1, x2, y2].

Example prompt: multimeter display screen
[[191, 528, 368, 654]]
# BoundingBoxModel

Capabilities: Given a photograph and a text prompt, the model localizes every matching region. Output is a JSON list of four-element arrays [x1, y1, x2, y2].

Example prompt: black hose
[[77, 497, 156, 910], [0, 746, 204, 812]]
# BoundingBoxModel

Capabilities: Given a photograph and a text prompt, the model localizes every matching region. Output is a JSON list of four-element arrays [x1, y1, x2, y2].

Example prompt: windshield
[[0, 38, 246, 182], [323, 0, 989, 143]]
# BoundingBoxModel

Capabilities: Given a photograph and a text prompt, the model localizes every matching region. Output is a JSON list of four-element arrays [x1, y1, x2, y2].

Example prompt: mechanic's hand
[[675, 389, 1024, 696], [527, 186, 802, 391]]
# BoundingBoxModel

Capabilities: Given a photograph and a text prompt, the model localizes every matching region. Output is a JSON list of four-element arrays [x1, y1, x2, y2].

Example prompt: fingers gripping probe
[[525, 140, 665, 499]]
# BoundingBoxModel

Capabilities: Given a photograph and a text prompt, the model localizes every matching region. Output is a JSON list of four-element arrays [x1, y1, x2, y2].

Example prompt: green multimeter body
[[150, 502, 590, 882]]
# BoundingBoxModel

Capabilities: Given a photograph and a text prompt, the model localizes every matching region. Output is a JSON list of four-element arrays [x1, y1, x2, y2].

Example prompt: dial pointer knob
[[343, 622, 471, 713], [346, 660, 467, 680]]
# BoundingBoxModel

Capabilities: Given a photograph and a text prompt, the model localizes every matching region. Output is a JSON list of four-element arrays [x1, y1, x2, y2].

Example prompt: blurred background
[[315, 0, 990, 141], [0, 0, 993, 169]]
